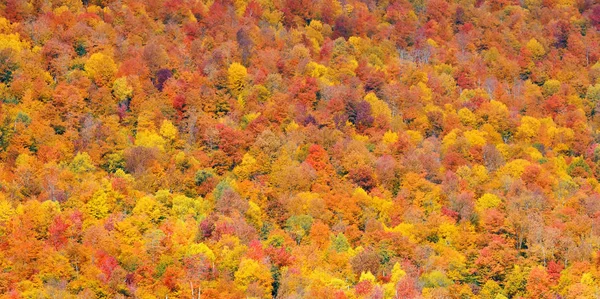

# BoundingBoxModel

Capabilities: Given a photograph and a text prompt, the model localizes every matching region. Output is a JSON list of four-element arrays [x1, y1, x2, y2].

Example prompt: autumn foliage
[[1, 0, 600, 298]]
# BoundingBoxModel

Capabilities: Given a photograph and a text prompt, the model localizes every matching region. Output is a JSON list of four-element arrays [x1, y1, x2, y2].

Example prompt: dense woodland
[[1, 0, 600, 298]]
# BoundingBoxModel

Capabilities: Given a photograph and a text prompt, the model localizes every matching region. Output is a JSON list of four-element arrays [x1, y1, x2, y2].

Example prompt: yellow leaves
[[251, 85, 271, 104], [591, 62, 600, 83], [390, 262, 406, 282], [418, 81, 433, 103], [426, 38, 438, 48], [348, 36, 367, 54], [133, 196, 163, 223], [16, 153, 33, 167], [364, 92, 392, 122], [524, 146, 544, 161], [241, 112, 261, 128], [405, 130, 424, 145], [334, 57, 359, 78], [459, 88, 489, 103], [516, 116, 541, 142], [246, 201, 263, 228], [458, 164, 489, 187], [359, 271, 376, 282], [14, 200, 60, 239], [526, 38, 545, 59], [171, 194, 207, 219], [434, 63, 454, 75], [53, 5, 71, 15], [352, 187, 393, 222], [306, 20, 324, 49], [489, 100, 509, 114], [484, 47, 500, 63], [442, 129, 459, 151], [352, 133, 369, 143], [438, 72, 457, 95], [233, 0, 247, 16], [586, 83, 600, 102], [234, 258, 273, 296], [542, 79, 561, 97], [464, 130, 488, 147], [85, 53, 117, 86], [385, 222, 417, 242], [443, 128, 488, 149], [421, 270, 452, 288], [291, 44, 310, 60], [112, 77, 133, 101], [233, 153, 259, 180], [85, 189, 111, 219], [498, 159, 530, 177], [306, 61, 332, 84], [515, 116, 573, 149], [480, 124, 503, 144], [0, 17, 14, 33], [172, 220, 197, 245], [284, 120, 299, 132], [580, 272, 596, 286], [438, 222, 460, 245], [70, 152, 96, 173], [135, 130, 166, 150], [0, 33, 28, 52], [344, 3, 354, 14], [458, 108, 477, 127], [228, 62, 247, 95], [382, 130, 398, 145], [476, 193, 502, 211], [186, 243, 215, 260], [308, 268, 347, 289], [0, 198, 14, 222], [159, 119, 177, 141], [262, 9, 283, 26]]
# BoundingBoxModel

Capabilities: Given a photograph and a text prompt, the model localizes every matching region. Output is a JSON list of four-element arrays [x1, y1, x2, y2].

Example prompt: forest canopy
[[1, 0, 600, 298]]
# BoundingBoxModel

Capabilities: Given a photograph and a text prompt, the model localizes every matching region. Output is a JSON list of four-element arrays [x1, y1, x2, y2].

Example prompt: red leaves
[[441, 206, 459, 222], [396, 276, 421, 299], [354, 280, 373, 296], [244, 1, 263, 20], [356, 60, 386, 93], [95, 250, 119, 283], [265, 246, 293, 267], [348, 167, 376, 191], [543, 95, 567, 117], [289, 77, 319, 108], [546, 260, 563, 283], [172, 94, 186, 121], [246, 239, 265, 260], [48, 216, 70, 250], [590, 5, 600, 30]]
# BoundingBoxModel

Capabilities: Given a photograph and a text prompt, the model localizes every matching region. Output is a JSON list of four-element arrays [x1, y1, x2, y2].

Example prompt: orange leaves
[[4, 0, 600, 297]]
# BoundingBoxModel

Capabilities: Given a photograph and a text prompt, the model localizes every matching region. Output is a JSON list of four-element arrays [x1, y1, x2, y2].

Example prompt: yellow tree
[[228, 62, 248, 96], [85, 53, 117, 86], [234, 258, 274, 298]]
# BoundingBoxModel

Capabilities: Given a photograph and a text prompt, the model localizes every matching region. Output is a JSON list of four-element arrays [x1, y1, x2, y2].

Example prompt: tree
[[85, 53, 117, 86], [526, 266, 552, 299], [526, 38, 545, 60], [228, 62, 248, 96], [234, 258, 273, 297]]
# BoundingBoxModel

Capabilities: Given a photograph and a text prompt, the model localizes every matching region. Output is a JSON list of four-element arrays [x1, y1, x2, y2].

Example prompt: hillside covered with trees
[[1, 0, 600, 298]]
